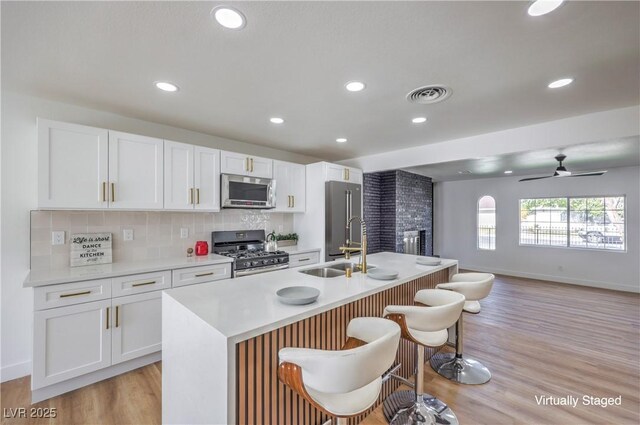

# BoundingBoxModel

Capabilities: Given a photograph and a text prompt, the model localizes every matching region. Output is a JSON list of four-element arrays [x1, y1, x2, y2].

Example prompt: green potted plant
[[274, 232, 299, 247]]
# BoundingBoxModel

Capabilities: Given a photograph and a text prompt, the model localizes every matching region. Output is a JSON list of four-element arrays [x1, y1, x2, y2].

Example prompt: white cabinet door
[[38, 119, 109, 209], [194, 146, 220, 211], [325, 163, 362, 184], [111, 291, 162, 365], [32, 299, 111, 389], [220, 150, 273, 178], [164, 141, 194, 210], [249, 156, 273, 179], [220, 151, 250, 176], [108, 131, 164, 210], [273, 160, 305, 212]]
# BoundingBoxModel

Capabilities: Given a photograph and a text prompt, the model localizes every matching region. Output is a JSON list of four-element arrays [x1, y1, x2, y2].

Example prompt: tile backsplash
[[30, 210, 294, 269]]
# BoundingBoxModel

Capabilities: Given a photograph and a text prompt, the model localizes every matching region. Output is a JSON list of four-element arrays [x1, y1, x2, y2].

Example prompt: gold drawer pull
[[298, 258, 311, 262], [106, 307, 110, 330], [189, 188, 194, 204], [196, 188, 200, 204], [195, 272, 214, 277], [60, 290, 91, 298], [111, 182, 116, 202], [115, 306, 120, 328], [132, 280, 156, 287], [250, 158, 254, 172], [102, 182, 107, 202]]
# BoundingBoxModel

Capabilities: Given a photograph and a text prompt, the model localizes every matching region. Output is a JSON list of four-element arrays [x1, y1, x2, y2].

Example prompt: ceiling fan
[[519, 154, 607, 182]]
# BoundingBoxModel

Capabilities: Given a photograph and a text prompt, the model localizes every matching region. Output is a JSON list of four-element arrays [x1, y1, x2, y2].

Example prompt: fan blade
[[519, 175, 554, 182], [568, 171, 607, 177]]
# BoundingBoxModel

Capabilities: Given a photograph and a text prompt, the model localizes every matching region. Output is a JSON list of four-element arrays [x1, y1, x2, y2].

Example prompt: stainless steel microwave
[[221, 174, 276, 209]]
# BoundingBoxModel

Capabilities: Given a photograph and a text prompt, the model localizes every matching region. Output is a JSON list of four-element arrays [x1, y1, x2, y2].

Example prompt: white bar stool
[[278, 317, 401, 425], [430, 272, 495, 385], [383, 288, 466, 425]]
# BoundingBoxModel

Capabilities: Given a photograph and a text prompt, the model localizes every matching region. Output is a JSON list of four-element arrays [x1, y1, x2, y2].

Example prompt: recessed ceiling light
[[154, 81, 179, 92], [412, 117, 427, 124], [270, 117, 284, 124], [548, 78, 573, 88], [504, 170, 513, 174], [345, 81, 366, 92], [528, 0, 564, 17], [336, 138, 347, 143], [212, 6, 246, 29]]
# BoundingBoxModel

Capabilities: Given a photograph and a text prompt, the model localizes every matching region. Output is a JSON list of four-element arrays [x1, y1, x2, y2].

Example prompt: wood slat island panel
[[236, 267, 452, 425]]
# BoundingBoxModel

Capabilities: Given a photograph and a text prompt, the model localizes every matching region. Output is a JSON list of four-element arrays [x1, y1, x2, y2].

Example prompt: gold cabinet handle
[[299, 257, 310, 262], [106, 307, 110, 330], [245, 157, 249, 172], [102, 182, 107, 202], [287, 195, 291, 208], [250, 158, 254, 172], [111, 182, 115, 202], [60, 290, 91, 298], [196, 188, 200, 205], [195, 272, 214, 277], [189, 188, 194, 205], [132, 280, 156, 287], [292, 195, 295, 208], [346, 168, 350, 180], [115, 305, 120, 328]]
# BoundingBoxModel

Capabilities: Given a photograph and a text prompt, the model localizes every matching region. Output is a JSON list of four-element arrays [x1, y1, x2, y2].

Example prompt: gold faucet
[[339, 216, 368, 274]]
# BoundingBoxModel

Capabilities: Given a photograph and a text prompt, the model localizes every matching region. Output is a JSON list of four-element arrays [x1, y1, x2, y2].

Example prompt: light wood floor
[[2, 275, 639, 425]]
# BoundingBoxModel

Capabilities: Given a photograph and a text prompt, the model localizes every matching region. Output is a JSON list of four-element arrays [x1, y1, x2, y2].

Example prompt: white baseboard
[[1, 361, 31, 383], [459, 264, 639, 293]]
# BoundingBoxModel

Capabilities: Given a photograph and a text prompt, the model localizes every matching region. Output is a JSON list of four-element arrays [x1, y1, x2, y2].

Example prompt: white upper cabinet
[[273, 160, 306, 212], [220, 150, 273, 179], [194, 146, 221, 211], [325, 163, 363, 184], [164, 141, 220, 211], [38, 119, 109, 209], [164, 141, 194, 210], [108, 131, 164, 210]]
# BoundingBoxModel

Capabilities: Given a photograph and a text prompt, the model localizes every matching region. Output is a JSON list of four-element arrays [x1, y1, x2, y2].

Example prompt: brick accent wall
[[363, 170, 433, 256]]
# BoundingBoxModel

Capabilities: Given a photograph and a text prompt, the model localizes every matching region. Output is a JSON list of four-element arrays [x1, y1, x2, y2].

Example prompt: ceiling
[[403, 136, 640, 181], [2, 1, 639, 161]]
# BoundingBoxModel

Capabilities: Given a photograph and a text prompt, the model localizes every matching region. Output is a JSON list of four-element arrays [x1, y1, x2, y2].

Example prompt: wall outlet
[[278, 225, 284, 233], [180, 228, 189, 239], [123, 229, 134, 241], [51, 231, 65, 245], [558, 265, 564, 272]]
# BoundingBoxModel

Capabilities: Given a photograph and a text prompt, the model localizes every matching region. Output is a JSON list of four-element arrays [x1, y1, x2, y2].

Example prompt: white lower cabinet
[[33, 299, 111, 389], [111, 291, 162, 365], [288, 251, 321, 268]]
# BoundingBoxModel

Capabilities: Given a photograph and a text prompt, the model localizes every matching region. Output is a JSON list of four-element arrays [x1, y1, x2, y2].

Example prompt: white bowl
[[367, 268, 399, 280], [276, 286, 320, 305], [416, 257, 441, 266]]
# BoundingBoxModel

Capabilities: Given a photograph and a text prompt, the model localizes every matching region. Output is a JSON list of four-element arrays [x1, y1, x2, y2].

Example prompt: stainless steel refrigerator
[[325, 181, 362, 261]]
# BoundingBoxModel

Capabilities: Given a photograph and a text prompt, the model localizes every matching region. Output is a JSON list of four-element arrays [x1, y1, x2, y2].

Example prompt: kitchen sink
[[327, 263, 376, 272], [299, 267, 345, 278]]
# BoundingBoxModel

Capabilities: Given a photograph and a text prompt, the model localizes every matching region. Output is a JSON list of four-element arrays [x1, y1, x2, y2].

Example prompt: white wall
[[434, 166, 640, 292], [0, 91, 320, 382]]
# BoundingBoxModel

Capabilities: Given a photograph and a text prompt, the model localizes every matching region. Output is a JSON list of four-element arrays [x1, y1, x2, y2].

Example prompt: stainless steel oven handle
[[234, 263, 289, 277]]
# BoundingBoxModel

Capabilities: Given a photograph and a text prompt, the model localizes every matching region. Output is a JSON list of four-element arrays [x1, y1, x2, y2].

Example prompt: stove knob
[[251, 261, 260, 267], [263, 259, 270, 265]]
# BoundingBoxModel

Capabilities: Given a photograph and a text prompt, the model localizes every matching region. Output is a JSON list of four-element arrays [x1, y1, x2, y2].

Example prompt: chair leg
[[430, 313, 491, 385], [385, 343, 459, 425]]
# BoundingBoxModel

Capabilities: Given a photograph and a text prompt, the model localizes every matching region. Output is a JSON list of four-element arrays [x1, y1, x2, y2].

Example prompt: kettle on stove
[[265, 231, 278, 252]]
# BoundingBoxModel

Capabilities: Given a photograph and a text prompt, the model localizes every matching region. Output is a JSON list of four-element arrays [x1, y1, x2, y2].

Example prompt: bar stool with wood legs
[[383, 288, 466, 425], [278, 317, 401, 425], [430, 272, 495, 385]]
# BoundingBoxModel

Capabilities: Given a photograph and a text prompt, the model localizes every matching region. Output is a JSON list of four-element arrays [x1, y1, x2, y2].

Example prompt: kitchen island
[[162, 252, 458, 424]]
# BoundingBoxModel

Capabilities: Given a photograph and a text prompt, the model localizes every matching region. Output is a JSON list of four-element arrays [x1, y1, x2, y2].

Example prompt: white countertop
[[164, 252, 457, 343], [279, 246, 321, 255], [24, 254, 233, 287]]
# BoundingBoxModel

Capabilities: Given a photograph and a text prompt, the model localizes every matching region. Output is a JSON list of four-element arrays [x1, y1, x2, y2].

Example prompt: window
[[478, 196, 496, 250], [519, 196, 625, 251]]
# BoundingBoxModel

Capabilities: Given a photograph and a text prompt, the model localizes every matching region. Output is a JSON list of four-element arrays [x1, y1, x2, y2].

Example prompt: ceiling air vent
[[407, 85, 452, 104]]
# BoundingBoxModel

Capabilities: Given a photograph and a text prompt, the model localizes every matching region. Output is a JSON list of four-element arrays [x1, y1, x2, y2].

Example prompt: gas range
[[212, 230, 289, 277]]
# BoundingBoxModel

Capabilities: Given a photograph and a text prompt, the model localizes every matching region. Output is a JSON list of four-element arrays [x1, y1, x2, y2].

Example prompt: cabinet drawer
[[172, 263, 231, 288], [289, 252, 320, 268], [112, 271, 171, 298], [34, 279, 112, 311]]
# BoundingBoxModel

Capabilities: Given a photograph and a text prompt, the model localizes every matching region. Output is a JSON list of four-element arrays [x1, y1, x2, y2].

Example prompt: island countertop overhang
[[163, 252, 458, 343]]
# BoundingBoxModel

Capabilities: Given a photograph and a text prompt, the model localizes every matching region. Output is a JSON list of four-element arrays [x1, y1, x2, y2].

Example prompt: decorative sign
[[70, 233, 113, 267]]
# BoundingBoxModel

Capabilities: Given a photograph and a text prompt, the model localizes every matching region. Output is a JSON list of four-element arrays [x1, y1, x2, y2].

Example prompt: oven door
[[221, 174, 275, 209], [234, 263, 289, 277]]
